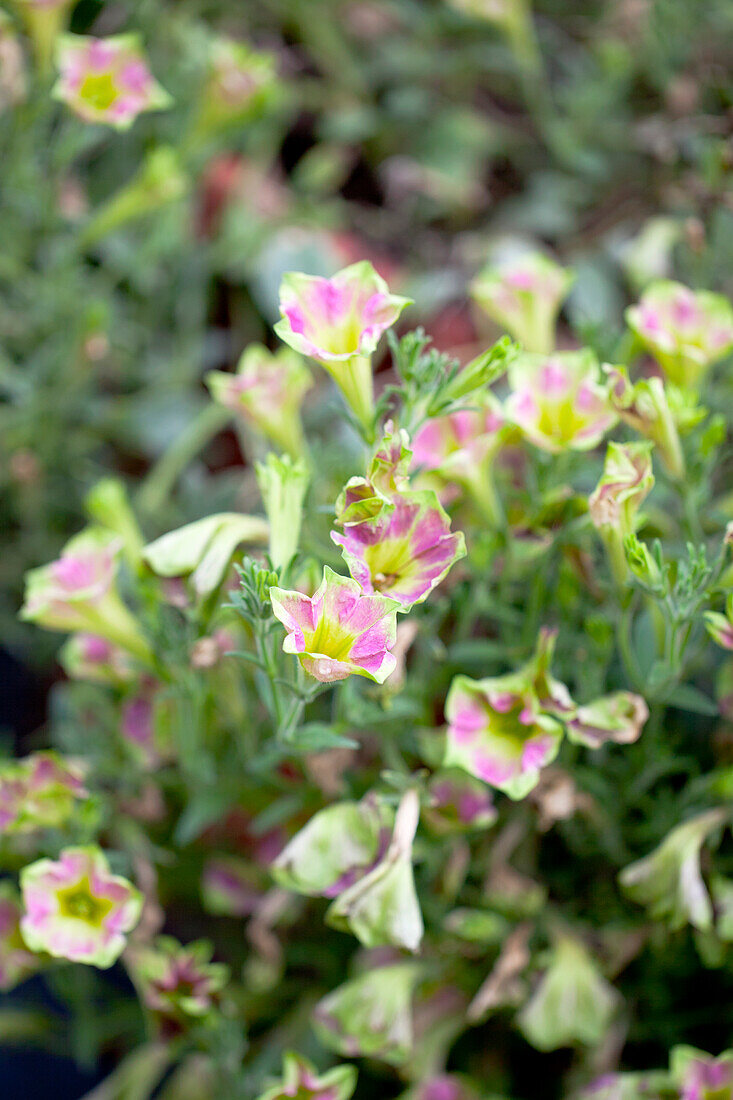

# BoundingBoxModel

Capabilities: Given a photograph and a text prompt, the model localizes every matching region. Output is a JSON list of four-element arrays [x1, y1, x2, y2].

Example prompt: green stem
[[136, 404, 230, 517]]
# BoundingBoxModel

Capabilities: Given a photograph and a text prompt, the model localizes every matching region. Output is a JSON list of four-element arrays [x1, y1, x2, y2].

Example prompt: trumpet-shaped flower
[[256, 453, 310, 571], [619, 809, 728, 932], [604, 364, 686, 479], [0, 752, 86, 834], [257, 1052, 357, 1100], [335, 423, 412, 527], [326, 789, 424, 951], [53, 34, 171, 129], [332, 489, 465, 610], [206, 345, 312, 458], [411, 395, 508, 524], [444, 630, 570, 799], [626, 280, 733, 389], [197, 38, 279, 133], [21, 529, 152, 663], [517, 936, 620, 1051], [128, 936, 229, 1034], [275, 262, 410, 430], [20, 846, 142, 967], [0, 884, 40, 991], [506, 350, 617, 453], [566, 691, 649, 749], [313, 963, 419, 1065], [471, 251, 574, 354], [425, 772, 498, 834], [59, 633, 134, 684], [270, 567, 399, 683], [272, 796, 389, 898], [590, 442, 654, 586]]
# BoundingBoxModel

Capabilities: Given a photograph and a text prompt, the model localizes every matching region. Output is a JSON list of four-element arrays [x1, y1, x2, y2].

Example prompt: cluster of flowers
[[5, 249, 733, 1096]]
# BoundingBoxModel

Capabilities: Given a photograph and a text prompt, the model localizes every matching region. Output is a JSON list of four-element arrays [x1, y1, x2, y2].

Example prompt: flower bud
[[256, 453, 310, 572], [142, 513, 269, 598]]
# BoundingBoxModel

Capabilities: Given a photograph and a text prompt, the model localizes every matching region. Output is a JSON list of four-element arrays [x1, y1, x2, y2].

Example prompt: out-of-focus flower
[[626, 280, 733, 390], [670, 1046, 733, 1100], [398, 1074, 483, 1100], [257, 1052, 357, 1100], [411, 395, 509, 525], [53, 34, 171, 129], [256, 454, 310, 572], [0, 752, 86, 834], [705, 596, 733, 652], [332, 489, 465, 611], [313, 962, 419, 1065], [506, 350, 617, 454], [0, 12, 26, 109], [566, 691, 648, 749], [195, 38, 280, 136], [272, 796, 389, 898], [142, 513, 269, 598], [0, 884, 40, 991], [471, 251, 574, 354], [326, 789, 424, 951], [128, 936, 229, 1034], [21, 529, 153, 664], [270, 567, 400, 683], [84, 478, 144, 571], [619, 809, 728, 932], [590, 442, 654, 586], [20, 846, 142, 968], [517, 935, 621, 1051], [11, 0, 72, 74], [120, 693, 162, 768], [425, 771, 498, 834], [275, 262, 411, 432], [444, 630, 571, 799], [604, 365, 686, 479], [59, 632, 134, 684], [201, 857, 264, 918], [206, 345, 312, 459], [80, 147, 188, 246]]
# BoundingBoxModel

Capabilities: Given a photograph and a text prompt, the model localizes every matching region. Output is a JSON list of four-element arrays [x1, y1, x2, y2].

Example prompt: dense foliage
[[1, 2, 733, 1098]]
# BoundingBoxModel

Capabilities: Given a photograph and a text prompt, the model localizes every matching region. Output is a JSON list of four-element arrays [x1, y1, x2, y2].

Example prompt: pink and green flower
[[671, 1046, 733, 1100], [626, 280, 733, 390], [20, 846, 142, 967], [604, 364, 686, 479], [275, 261, 411, 432], [335, 422, 412, 527], [128, 936, 229, 1035], [313, 963, 419, 1066], [506, 349, 616, 453], [444, 630, 571, 799], [196, 38, 279, 134], [0, 752, 86, 834], [706, 596, 733, 652], [0, 884, 40, 991], [332, 489, 465, 610], [53, 34, 171, 129], [21, 529, 152, 664], [270, 567, 400, 683], [257, 1052, 357, 1100], [471, 251, 574, 355], [206, 344, 312, 458], [589, 442, 654, 586]]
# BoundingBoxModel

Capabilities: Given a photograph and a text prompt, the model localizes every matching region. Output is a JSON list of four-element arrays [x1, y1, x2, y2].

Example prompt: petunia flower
[[626, 280, 733, 390], [313, 962, 419, 1065], [195, 38, 280, 136], [589, 442, 654, 587], [326, 789, 424, 951], [444, 630, 571, 799], [505, 349, 617, 453], [332, 489, 465, 611], [670, 1046, 733, 1100], [20, 846, 142, 968], [59, 632, 134, 684], [0, 752, 87, 834], [127, 936, 229, 1035], [399, 1075, 482, 1100], [471, 251, 574, 355], [335, 422, 412, 527], [566, 691, 649, 749], [142, 512, 269, 598], [270, 566, 400, 683], [257, 1052, 357, 1100], [517, 936, 620, 1051], [21, 529, 152, 664], [619, 809, 729, 932], [0, 884, 40, 991], [411, 395, 509, 525], [275, 261, 411, 432], [604, 364, 686, 479], [425, 771, 498, 834], [53, 34, 172, 129], [206, 344, 312, 459]]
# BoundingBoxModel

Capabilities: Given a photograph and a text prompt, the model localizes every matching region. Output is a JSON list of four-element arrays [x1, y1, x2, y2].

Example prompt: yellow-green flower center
[[56, 877, 113, 927], [80, 73, 118, 112]]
